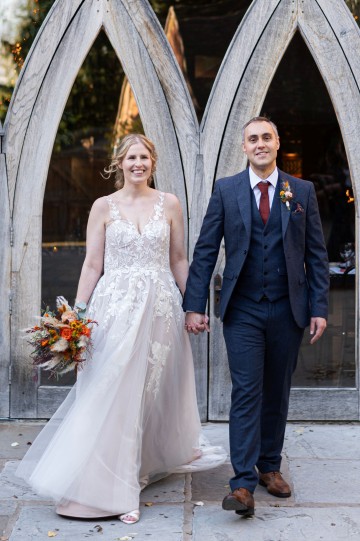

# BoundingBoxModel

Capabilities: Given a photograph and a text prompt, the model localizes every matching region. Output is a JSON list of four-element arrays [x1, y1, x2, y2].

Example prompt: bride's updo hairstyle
[[103, 133, 158, 190]]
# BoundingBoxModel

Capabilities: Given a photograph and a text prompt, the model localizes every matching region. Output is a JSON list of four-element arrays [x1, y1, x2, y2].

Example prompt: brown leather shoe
[[222, 488, 255, 516], [259, 471, 291, 498]]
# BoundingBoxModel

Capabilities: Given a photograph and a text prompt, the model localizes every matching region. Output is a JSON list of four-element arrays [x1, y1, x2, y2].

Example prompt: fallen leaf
[[94, 525, 103, 533], [11, 442, 19, 447], [194, 501, 204, 506], [47, 532, 57, 538], [144, 502, 153, 507]]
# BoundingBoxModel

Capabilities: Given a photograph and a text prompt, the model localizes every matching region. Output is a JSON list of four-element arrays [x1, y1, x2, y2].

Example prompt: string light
[[346, 189, 355, 203]]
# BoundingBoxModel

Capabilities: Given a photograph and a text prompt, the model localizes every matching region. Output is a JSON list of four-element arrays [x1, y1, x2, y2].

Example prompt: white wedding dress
[[17, 191, 225, 517]]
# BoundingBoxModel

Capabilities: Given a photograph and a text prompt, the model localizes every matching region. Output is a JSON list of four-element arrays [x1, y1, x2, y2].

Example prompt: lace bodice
[[104, 192, 170, 273]]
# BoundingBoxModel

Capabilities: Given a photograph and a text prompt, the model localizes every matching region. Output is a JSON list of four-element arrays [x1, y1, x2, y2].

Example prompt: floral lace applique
[[146, 341, 171, 397]]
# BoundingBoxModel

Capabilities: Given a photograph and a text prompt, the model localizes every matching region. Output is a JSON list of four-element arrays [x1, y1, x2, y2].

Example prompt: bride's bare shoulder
[[88, 196, 113, 220], [163, 192, 181, 209]]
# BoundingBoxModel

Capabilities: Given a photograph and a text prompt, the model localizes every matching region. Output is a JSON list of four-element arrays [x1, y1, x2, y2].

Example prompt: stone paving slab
[[290, 458, 360, 504], [191, 457, 294, 506], [140, 474, 185, 503], [8, 504, 184, 541], [0, 460, 186, 506], [284, 424, 360, 459], [202, 424, 230, 455], [0, 501, 18, 539], [0, 423, 44, 460], [0, 461, 43, 501], [192, 503, 360, 541]]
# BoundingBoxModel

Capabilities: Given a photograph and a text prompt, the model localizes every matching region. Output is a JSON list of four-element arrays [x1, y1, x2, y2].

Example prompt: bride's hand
[[185, 312, 210, 334]]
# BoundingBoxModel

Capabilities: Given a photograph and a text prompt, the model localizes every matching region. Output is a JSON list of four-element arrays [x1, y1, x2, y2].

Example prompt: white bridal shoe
[[119, 509, 140, 524]]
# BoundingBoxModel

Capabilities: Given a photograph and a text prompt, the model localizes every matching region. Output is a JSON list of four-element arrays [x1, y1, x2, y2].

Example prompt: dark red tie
[[258, 181, 270, 224]]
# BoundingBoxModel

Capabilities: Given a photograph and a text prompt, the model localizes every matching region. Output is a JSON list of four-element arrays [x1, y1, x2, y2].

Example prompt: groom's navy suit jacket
[[183, 168, 329, 328]]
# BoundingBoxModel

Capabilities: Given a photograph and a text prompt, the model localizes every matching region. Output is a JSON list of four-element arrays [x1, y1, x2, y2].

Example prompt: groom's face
[[242, 121, 280, 173]]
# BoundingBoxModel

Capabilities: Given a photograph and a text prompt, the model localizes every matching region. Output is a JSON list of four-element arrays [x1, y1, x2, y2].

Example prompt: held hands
[[185, 312, 210, 334], [309, 317, 327, 344]]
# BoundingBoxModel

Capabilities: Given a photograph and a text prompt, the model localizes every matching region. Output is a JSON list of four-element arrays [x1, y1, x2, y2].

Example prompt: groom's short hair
[[242, 116, 279, 142]]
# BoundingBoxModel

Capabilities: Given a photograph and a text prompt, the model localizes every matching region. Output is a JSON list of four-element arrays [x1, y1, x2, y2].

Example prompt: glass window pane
[[262, 31, 355, 388], [41, 31, 143, 385], [150, 0, 253, 120]]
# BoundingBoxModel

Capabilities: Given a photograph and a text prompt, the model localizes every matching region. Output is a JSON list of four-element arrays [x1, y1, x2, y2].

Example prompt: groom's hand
[[309, 317, 327, 344], [185, 312, 210, 334]]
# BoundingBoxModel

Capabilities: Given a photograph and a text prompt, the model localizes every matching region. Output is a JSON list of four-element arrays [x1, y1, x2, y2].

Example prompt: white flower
[[50, 338, 68, 352], [77, 335, 88, 348]]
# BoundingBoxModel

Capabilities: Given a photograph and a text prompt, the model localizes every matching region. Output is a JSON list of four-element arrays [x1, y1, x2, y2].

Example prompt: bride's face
[[120, 143, 152, 186]]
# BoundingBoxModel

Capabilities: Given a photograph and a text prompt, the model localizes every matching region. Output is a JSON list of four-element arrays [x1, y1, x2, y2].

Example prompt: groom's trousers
[[223, 293, 304, 493]]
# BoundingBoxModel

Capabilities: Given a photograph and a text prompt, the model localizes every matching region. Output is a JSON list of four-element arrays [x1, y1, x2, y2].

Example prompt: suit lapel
[[235, 170, 252, 239]]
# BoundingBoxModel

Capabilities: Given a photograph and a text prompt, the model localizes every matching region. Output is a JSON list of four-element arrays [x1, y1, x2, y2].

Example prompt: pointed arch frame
[[204, 0, 360, 420], [2, 0, 199, 417]]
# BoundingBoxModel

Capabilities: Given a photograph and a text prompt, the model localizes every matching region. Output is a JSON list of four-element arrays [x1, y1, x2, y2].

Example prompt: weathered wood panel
[[288, 389, 359, 421], [0, 147, 11, 418], [37, 386, 71, 418]]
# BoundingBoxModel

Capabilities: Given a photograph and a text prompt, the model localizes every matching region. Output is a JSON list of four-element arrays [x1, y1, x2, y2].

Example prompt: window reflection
[[262, 31, 356, 388]]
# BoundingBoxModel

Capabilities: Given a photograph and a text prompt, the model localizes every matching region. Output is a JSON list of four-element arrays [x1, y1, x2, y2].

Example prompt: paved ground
[[0, 421, 359, 541]]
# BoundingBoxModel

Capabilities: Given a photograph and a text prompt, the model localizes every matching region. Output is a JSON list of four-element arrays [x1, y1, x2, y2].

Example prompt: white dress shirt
[[249, 167, 278, 210]]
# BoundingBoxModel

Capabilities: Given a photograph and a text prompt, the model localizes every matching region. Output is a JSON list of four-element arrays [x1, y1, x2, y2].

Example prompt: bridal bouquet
[[25, 296, 96, 378]]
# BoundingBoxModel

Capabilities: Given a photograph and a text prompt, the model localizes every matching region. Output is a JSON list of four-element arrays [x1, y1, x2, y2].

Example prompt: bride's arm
[[167, 194, 189, 296], [75, 197, 108, 306]]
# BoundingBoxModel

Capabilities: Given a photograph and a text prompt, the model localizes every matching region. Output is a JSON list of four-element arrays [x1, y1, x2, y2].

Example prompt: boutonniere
[[279, 181, 293, 210], [279, 180, 304, 213]]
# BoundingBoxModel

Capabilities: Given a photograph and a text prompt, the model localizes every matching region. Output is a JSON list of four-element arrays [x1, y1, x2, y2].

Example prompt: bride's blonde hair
[[103, 133, 157, 190]]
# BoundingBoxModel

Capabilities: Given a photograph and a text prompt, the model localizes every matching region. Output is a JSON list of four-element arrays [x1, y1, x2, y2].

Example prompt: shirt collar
[[249, 166, 278, 190]]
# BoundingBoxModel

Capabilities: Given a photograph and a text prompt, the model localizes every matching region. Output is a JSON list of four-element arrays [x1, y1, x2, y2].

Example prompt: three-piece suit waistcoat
[[234, 182, 288, 302]]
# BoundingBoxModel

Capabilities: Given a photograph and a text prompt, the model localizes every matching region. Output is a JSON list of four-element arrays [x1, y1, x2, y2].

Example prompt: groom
[[183, 117, 329, 516]]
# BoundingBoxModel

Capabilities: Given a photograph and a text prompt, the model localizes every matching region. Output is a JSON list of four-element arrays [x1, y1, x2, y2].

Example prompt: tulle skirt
[[16, 268, 226, 516]]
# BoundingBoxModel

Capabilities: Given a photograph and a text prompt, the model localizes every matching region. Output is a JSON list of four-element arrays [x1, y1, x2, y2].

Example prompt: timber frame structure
[[0, 0, 359, 420]]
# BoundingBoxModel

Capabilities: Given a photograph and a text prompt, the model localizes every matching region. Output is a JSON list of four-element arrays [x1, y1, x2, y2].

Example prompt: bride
[[16, 133, 225, 525]]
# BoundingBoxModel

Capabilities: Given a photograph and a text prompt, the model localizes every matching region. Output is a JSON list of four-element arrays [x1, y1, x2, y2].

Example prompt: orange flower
[[41, 339, 49, 347], [81, 327, 91, 337], [60, 327, 72, 340]]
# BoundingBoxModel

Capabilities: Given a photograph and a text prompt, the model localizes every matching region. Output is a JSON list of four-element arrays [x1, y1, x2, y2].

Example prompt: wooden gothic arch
[[0, 0, 359, 419], [204, 0, 360, 420]]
